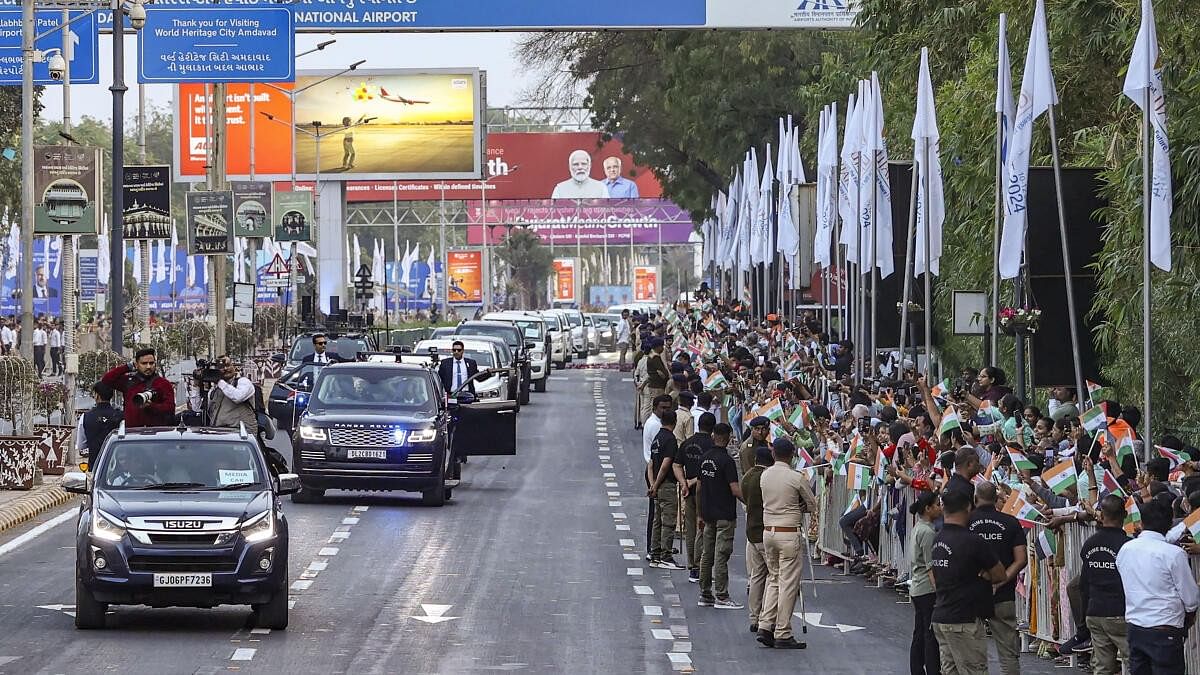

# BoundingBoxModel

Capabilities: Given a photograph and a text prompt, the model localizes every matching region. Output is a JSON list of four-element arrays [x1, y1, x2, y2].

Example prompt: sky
[[39, 32, 544, 124]]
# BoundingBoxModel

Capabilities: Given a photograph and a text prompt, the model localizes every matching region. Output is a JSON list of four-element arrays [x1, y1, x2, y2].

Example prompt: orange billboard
[[174, 82, 295, 182], [553, 258, 577, 304], [446, 249, 484, 305], [633, 266, 659, 303]]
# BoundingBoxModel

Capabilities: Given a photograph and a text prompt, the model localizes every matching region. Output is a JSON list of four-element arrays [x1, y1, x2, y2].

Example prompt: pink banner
[[466, 199, 695, 246]]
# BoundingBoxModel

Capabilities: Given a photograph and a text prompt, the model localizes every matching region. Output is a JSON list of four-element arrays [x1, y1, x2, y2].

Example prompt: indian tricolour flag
[[1086, 379, 1105, 400], [757, 398, 785, 422], [930, 378, 951, 399], [1044, 459, 1078, 496], [1184, 508, 1200, 542], [1080, 405, 1107, 433], [874, 444, 890, 479], [1124, 496, 1142, 535], [796, 446, 815, 470], [937, 406, 962, 437], [1157, 446, 1187, 470], [1099, 468, 1125, 498], [847, 462, 871, 491], [769, 423, 788, 443], [1008, 449, 1037, 471], [1002, 490, 1042, 526], [787, 401, 811, 429], [978, 399, 1004, 423], [783, 354, 801, 374], [704, 371, 728, 390], [1035, 528, 1057, 560]]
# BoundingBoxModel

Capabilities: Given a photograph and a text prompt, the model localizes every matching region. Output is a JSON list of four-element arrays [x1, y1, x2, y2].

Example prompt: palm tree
[[493, 227, 552, 309]]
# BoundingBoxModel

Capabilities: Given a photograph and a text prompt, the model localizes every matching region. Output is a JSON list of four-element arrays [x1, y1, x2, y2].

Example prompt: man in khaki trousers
[[757, 438, 817, 649], [741, 444, 773, 632]]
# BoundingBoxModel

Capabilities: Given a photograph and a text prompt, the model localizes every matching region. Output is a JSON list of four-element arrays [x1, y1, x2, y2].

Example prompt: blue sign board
[[137, 7, 294, 83], [0, 10, 99, 85]]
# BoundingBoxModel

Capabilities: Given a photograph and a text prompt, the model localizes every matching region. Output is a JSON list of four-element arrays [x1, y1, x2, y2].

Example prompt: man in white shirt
[[642, 394, 673, 562], [1116, 496, 1200, 674], [0, 318, 14, 355], [32, 320, 48, 377], [49, 322, 64, 376], [616, 309, 632, 371]]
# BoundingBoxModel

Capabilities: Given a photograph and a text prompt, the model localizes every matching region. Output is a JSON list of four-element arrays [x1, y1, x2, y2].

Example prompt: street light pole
[[19, 0, 34, 364], [109, 0, 128, 353]]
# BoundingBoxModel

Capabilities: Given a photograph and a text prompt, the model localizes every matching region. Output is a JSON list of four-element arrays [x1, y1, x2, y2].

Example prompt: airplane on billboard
[[378, 87, 429, 106], [344, 79, 430, 106]]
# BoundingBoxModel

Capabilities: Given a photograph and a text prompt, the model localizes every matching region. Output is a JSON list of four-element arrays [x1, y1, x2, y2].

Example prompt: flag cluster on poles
[[911, 47, 945, 278]]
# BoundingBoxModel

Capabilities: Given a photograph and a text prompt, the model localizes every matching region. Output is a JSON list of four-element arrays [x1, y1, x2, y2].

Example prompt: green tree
[[494, 227, 552, 309]]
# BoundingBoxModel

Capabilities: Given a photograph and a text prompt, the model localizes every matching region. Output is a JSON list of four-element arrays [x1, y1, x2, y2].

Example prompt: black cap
[[749, 416, 771, 428]]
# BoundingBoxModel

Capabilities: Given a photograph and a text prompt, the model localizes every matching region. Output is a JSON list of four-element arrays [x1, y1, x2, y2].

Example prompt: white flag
[[838, 92, 861, 264], [869, 73, 895, 278], [854, 80, 875, 277], [912, 48, 946, 277], [1122, 0, 1172, 272], [737, 150, 758, 279], [426, 247, 437, 302], [998, 0, 1057, 279], [132, 241, 142, 283], [751, 145, 773, 266], [996, 14, 1015, 150], [816, 103, 839, 269], [777, 124, 801, 262], [718, 170, 740, 267], [97, 225, 110, 285]]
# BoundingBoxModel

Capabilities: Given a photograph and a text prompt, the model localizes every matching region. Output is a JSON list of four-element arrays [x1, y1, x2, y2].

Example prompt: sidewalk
[[0, 475, 76, 535]]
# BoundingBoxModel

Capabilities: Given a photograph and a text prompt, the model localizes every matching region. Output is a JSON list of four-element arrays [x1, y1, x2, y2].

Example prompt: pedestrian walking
[[616, 309, 631, 371], [696, 421, 743, 610], [32, 319, 47, 377], [1116, 495, 1200, 675], [757, 437, 818, 649], [49, 321, 64, 376], [1081, 494, 1131, 675], [967, 482, 1027, 675], [908, 491, 942, 675], [0, 317, 13, 355], [647, 408, 686, 570], [931, 489, 1007, 675], [680, 412, 715, 583], [742, 444, 773, 634]]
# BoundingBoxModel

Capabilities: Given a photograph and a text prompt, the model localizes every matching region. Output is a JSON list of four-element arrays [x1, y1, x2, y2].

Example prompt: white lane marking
[[598, 454, 610, 460], [667, 653, 692, 666], [627, 568, 643, 576], [612, 512, 627, 519], [231, 648, 257, 661], [413, 604, 459, 624], [290, 580, 314, 591], [671, 641, 691, 653], [37, 604, 76, 618], [615, 524, 631, 531], [633, 585, 654, 595], [619, 538, 635, 547], [341, 517, 360, 525], [596, 432, 608, 437], [0, 509, 76, 559], [621, 377, 634, 382], [549, 376, 568, 380], [329, 532, 350, 541], [601, 464, 614, 470], [651, 629, 674, 640], [643, 605, 663, 616], [307, 561, 329, 572], [354, 505, 369, 512], [797, 611, 865, 633], [608, 491, 620, 497], [318, 547, 340, 556], [624, 553, 641, 560], [605, 482, 619, 488], [608, 501, 622, 507], [250, 628, 271, 635], [603, 472, 616, 478]]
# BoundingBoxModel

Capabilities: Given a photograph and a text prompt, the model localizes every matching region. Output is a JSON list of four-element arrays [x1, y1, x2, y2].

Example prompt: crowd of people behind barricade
[[627, 287, 1200, 673]]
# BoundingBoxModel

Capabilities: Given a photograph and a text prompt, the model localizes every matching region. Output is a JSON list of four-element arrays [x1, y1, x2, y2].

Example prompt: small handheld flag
[[1035, 528, 1057, 560], [1043, 459, 1079, 496], [1080, 405, 1107, 434], [1124, 496, 1142, 534], [1184, 508, 1200, 542], [937, 406, 962, 437], [1157, 446, 1187, 470], [1002, 489, 1043, 526], [703, 370, 728, 391], [1008, 449, 1037, 471], [847, 462, 871, 491]]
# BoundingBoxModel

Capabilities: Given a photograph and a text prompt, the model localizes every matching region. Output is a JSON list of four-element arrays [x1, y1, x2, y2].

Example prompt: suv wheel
[[75, 578, 107, 630], [534, 376, 547, 393], [253, 548, 289, 630], [291, 485, 325, 503]]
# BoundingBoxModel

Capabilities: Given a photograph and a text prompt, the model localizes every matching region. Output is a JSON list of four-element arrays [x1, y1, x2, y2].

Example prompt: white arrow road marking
[[797, 611, 865, 633], [37, 604, 76, 618], [413, 604, 459, 624]]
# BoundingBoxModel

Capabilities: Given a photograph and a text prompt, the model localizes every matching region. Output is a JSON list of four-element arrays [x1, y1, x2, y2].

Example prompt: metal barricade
[[817, 472, 851, 559], [1020, 522, 1094, 647], [878, 486, 919, 578]]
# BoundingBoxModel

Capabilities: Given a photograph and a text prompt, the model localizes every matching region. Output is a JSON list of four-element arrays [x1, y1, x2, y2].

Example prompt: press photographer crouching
[[186, 355, 287, 475], [99, 347, 177, 428]]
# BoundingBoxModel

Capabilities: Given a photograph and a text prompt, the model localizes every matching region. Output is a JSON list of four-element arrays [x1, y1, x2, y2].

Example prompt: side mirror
[[276, 473, 301, 495], [62, 471, 89, 494], [270, 353, 287, 364]]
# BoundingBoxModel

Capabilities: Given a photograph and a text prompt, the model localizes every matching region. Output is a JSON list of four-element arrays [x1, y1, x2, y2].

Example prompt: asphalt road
[[0, 366, 1070, 674]]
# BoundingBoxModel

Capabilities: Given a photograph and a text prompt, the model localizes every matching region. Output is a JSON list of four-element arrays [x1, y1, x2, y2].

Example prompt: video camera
[[193, 358, 224, 385]]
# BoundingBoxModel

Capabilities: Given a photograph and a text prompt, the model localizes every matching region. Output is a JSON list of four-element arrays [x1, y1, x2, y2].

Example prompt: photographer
[[100, 348, 177, 427], [187, 356, 257, 435]]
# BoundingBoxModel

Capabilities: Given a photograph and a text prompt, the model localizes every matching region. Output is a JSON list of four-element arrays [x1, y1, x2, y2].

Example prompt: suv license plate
[[348, 448, 387, 460], [153, 573, 212, 587]]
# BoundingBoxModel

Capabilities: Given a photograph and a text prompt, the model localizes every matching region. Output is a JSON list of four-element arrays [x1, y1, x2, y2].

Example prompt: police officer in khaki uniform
[[739, 416, 771, 475], [757, 438, 818, 649]]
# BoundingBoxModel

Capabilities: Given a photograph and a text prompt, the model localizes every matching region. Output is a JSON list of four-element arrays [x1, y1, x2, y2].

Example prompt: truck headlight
[[407, 428, 437, 443], [241, 511, 275, 543], [298, 425, 327, 442], [91, 509, 127, 542]]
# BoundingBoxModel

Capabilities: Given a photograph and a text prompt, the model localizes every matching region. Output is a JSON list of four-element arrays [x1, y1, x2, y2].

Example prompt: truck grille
[[299, 449, 326, 462], [145, 533, 219, 546], [128, 555, 237, 573], [329, 427, 398, 447]]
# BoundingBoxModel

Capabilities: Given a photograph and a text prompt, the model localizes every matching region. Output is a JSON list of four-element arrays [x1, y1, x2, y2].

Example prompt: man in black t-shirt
[[1080, 494, 1131, 675], [696, 433, 743, 609], [932, 489, 1007, 675], [967, 482, 1028, 675], [648, 409, 686, 570], [680, 412, 716, 582], [943, 447, 981, 510]]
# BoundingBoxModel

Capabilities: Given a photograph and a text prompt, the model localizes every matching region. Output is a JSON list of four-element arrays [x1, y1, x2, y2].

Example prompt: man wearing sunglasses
[[438, 341, 479, 395], [301, 334, 344, 365]]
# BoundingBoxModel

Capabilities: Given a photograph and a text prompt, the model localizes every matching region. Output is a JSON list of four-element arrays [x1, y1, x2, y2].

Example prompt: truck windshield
[[311, 370, 437, 414], [97, 441, 265, 490]]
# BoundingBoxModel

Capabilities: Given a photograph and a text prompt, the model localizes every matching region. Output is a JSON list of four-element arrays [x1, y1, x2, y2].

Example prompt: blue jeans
[[839, 504, 867, 556], [1127, 625, 1185, 675]]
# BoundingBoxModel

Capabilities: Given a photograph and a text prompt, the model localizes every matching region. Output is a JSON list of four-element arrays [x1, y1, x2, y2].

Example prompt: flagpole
[[1045, 104, 1087, 404], [899, 158, 917, 374], [1141, 85, 1154, 453], [991, 119, 1002, 366], [922, 136, 933, 380]]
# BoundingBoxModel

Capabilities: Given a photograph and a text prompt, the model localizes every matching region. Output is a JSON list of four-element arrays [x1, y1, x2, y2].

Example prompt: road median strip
[[0, 480, 76, 536]]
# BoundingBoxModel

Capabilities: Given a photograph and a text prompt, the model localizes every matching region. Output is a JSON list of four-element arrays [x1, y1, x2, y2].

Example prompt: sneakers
[[651, 557, 686, 570], [714, 597, 744, 610], [697, 595, 715, 607], [1058, 635, 1092, 654], [687, 568, 699, 583]]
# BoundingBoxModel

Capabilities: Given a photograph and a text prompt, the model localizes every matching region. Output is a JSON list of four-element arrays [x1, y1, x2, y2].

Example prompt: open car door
[[449, 398, 517, 457]]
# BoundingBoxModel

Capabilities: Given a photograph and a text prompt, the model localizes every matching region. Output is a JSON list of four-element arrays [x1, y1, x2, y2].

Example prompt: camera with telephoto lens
[[193, 359, 224, 384], [133, 390, 155, 406]]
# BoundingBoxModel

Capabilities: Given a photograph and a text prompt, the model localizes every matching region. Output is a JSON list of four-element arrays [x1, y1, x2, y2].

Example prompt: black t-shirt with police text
[[698, 449, 739, 522], [1079, 526, 1129, 618], [932, 523, 1000, 624], [967, 505, 1025, 602], [680, 432, 713, 481], [650, 428, 679, 484]]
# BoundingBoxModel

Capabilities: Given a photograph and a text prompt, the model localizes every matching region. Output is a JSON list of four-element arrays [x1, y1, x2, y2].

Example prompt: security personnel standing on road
[[757, 437, 818, 649], [648, 409, 686, 570], [644, 337, 670, 402], [931, 489, 1008, 675], [77, 382, 123, 457], [680, 411, 716, 583], [697, 421, 744, 610], [740, 416, 771, 475], [742, 444, 773, 635], [967, 482, 1027, 675], [1080, 494, 1131, 675]]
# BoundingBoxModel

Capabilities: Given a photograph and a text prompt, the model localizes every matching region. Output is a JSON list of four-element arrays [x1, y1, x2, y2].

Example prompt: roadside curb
[[0, 483, 77, 535]]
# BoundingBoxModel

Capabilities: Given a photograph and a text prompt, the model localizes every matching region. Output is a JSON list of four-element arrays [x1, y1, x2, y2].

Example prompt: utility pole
[[19, 0, 34, 365], [61, 7, 78, 438], [110, 0, 128, 353], [213, 84, 228, 354]]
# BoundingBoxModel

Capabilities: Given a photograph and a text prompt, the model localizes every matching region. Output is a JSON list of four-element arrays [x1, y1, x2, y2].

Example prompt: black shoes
[[756, 628, 775, 648], [774, 637, 807, 650]]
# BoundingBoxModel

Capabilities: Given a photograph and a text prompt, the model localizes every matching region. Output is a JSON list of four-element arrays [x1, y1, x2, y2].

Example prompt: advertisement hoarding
[[121, 165, 171, 239], [552, 258, 577, 305], [186, 190, 234, 255], [467, 199, 694, 246], [633, 266, 659, 304], [232, 181, 273, 237], [273, 190, 312, 242], [0, 238, 60, 316], [33, 146, 102, 235], [174, 82, 294, 181], [292, 69, 482, 180], [446, 249, 483, 305]]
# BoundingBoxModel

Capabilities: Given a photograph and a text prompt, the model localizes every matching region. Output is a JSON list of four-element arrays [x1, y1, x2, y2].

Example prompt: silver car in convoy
[[407, 339, 512, 401], [482, 312, 551, 392], [582, 314, 600, 356], [547, 308, 587, 359], [537, 310, 572, 369]]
